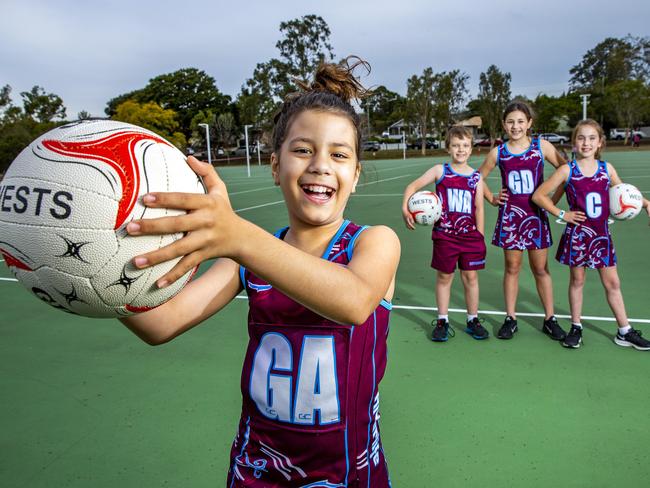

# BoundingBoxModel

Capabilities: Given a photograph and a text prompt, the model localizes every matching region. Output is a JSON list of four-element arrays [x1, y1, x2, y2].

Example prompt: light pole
[[198, 123, 211, 165], [244, 124, 253, 177], [580, 94, 590, 120], [402, 132, 406, 160]]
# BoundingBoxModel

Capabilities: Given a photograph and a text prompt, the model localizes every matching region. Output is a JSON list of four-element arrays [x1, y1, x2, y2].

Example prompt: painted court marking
[[0, 279, 647, 324]]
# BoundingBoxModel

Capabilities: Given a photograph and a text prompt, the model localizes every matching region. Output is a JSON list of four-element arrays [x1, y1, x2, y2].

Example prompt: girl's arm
[[532, 166, 585, 225], [478, 147, 507, 206], [475, 175, 485, 235], [119, 258, 242, 345], [607, 162, 650, 222], [127, 158, 401, 326], [401, 165, 443, 230], [540, 139, 568, 168]]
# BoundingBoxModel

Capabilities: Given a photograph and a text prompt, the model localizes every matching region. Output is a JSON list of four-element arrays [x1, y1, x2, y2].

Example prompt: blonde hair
[[572, 119, 606, 159]]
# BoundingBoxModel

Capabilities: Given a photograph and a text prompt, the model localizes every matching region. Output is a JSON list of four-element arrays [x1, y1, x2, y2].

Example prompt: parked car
[[407, 138, 439, 150], [362, 140, 381, 152], [609, 128, 647, 140], [539, 133, 569, 144], [474, 137, 503, 147]]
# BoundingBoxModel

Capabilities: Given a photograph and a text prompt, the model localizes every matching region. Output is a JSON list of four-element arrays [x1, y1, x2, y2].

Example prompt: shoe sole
[[543, 326, 566, 341], [614, 337, 650, 351], [465, 328, 489, 340], [431, 337, 448, 342], [561, 339, 582, 348]]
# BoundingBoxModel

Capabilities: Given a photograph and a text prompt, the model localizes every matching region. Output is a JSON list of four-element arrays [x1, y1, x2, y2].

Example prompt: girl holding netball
[[120, 58, 400, 486], [479, 101, 567, 340], [402, 126, 488, 342], [532, 119, 650, 349]]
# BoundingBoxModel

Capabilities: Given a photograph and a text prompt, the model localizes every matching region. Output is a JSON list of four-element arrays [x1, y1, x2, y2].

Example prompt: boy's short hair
[[446, 126, 474, 147]]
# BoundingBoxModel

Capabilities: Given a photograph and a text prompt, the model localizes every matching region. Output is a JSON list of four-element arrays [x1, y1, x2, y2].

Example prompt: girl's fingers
[[133, 232, 208, 269], [156, 253, 202, 288], [141, 191, 213, 210], [127, 212, 210, 235], [187, 156, 226, 195]]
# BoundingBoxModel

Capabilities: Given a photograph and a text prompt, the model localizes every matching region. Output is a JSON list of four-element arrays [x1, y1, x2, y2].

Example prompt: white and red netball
[[407, 190, 442, 225], [609, 183, 643, 220], [0, 120, 205, 318]]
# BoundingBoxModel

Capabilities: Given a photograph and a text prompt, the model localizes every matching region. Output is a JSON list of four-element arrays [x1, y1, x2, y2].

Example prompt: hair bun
[[296, 56, 370, 103]]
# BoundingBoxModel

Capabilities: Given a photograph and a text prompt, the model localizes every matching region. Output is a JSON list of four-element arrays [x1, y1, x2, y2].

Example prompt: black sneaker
[[497, 315, 518, 340], [562, 325, 582, 348], [614, 328, 650, 351], [543, 316, 567, 341], [431, 319, 455, 342], [465, 317, 489, 340]]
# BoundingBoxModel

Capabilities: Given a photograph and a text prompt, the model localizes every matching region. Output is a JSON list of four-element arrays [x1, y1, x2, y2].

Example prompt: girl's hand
[[491, 188, 508, 207], [126, 156, 239, 287], [402, 208, 416, 230], [645, 200, 650, 225], [563, 210, 586, 225]]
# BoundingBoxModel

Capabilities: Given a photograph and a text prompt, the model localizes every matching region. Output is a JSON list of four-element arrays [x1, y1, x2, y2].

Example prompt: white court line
[[0, 281, 647, 324], [231, 295, 650, 324], [230, 186, 277, 196], [357, 174, 411, 187]]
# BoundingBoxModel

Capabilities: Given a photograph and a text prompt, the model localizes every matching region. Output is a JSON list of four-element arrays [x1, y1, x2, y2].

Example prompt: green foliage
[[431, 70, 469, 142], [20, 86, 66, 123], [0, 85, 67, 173], [406, 68, 436, 154], [105, 68, 231, 139], [533, 94, 563, 133], [112, 100, 186, 149], [236, 15, 335, 131], [476, 65, 512, 142], [605, 80, 650, 132], [360, 86, 405, 136]]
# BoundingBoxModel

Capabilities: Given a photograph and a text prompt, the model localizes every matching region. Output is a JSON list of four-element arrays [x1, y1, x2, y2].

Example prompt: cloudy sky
[[2, 0, 648, 118]]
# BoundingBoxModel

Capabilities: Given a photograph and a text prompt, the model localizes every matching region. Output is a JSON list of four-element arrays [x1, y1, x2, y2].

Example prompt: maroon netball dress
[[492, 137, 553, 250], [228, 220, 392, 487], [556, 160, 616, 268], [431, 163, 486, 274]]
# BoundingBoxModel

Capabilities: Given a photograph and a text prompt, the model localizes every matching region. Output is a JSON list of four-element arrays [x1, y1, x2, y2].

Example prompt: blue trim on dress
[[346, 225, 369, 261], [239, 265, 246, 290], [322, 220, 350, 259], [435, 163, 447, 185], [503, 138, 533, 157]]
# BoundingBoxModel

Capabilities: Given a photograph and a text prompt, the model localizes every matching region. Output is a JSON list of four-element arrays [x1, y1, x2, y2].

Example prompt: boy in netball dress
[[403, 126, 487, 341]]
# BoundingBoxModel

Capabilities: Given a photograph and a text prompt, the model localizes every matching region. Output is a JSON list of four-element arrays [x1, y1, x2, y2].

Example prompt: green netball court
[[2, 149, 649, 487]]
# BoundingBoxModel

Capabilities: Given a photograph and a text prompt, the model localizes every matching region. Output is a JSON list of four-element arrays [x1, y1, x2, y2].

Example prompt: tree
[[431, 70, 469, 144], [533, 94, 564, 133], [112, 100, 186, 149], [20, 85, 66, 123], [237, 15, 335, 131], [605, 80, 650, 143], [359, 86, 404, 137], [406, 68, 436, 154], [1, 85, 67, 173], [105, 68, 231, 139], [215, 113, 236, 151], [276, 14, 334, 84], [77, 110, 92, 120], [569, 36, 650, 92], [476, 65, 511, 146]]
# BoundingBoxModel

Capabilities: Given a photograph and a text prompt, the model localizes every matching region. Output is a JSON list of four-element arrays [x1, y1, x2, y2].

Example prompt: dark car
[[407, 138, 439, 150], [361, 140, 381, 152], [474, 137, 503, 147]]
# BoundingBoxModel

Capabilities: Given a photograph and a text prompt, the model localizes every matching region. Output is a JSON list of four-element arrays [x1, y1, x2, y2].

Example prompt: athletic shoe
[[465, 317, 489, 340], [614, 328, 650, 351], [562, 325, 582, 348], [431, 319, 455, 342], [542, 316, 567, 341], [497, 315, 518, 340]]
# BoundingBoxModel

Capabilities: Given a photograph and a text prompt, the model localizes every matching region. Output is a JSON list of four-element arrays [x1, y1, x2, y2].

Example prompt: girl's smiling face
[[502, 110, 533, 142], [271, 109, 360, 227], [574, 125, 603, 159]]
